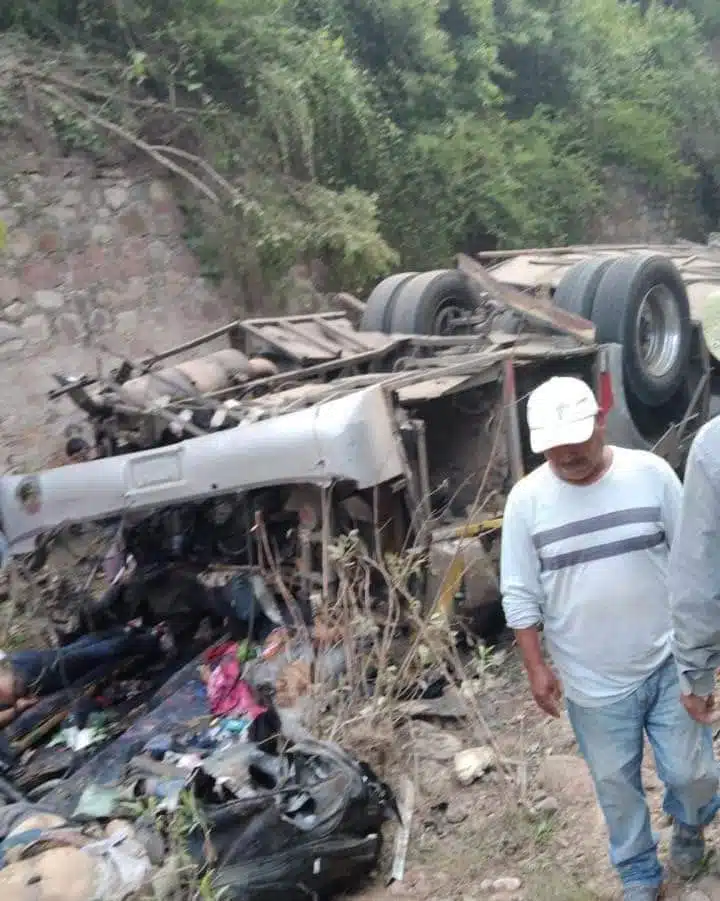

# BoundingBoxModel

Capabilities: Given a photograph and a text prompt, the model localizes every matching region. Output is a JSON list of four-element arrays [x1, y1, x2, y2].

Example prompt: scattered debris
[[195, 739, 399, 901], [389, 777, 415, 885], [0, 817, 151, 901], [2, 255, 708, 901]]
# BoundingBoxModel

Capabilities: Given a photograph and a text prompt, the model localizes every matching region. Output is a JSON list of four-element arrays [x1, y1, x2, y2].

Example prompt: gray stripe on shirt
[[532, 506, 661, 549], [540, 530, 665, 572]]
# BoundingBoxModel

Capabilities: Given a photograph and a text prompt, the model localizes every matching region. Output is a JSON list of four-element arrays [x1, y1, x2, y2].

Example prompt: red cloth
[[206, 655, 267, 719], [204, 640, 237, 664]]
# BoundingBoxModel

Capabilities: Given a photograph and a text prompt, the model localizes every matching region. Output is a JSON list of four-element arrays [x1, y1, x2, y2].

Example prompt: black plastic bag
[[189, 739, 398, 901]]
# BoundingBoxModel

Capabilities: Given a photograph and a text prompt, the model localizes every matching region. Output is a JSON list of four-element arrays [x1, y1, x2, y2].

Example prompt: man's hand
[[527, 663, 563, 718], [681, 692, 716, 724]]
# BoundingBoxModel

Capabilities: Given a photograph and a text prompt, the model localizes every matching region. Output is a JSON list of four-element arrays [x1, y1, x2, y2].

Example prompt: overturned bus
[[0, 248, 714, 633]]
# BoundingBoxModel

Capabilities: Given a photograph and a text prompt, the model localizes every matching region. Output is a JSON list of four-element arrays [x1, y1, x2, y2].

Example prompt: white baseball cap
[[526, 376, 599, 454]]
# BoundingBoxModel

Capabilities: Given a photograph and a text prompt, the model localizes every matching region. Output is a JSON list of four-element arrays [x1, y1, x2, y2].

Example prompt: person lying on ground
[[668, 416, 720, 726], [500, 375, 720, 901], [0, 624, 170, 727]]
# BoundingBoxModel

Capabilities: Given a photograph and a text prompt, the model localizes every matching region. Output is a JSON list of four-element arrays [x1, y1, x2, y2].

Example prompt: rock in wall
[[0, 156, 234, 468]]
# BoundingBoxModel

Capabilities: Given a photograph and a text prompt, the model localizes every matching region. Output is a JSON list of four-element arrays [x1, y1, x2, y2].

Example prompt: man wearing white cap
[[500, 375, 719, 901]]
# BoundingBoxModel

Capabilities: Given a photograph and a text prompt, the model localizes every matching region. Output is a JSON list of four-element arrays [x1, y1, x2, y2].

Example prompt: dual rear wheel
[[360, 254, 695, 450]]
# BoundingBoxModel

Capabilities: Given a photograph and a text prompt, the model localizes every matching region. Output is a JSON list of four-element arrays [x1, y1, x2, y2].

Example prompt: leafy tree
[[2, 0, 720, 294]]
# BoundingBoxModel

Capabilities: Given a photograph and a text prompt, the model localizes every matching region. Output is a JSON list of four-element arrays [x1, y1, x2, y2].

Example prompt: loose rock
[[34, 289, 64, 310], [493, 877, 522, 892], [4, 301, 26, 321], [535, 796, 559, 815], [454, 746, 496, 786]]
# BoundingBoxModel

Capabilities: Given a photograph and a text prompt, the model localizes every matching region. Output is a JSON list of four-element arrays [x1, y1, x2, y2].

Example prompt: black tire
[[592, 254, 691, 407], [390, 270, 477, 335], [360, 272, 417, 333], [553, 257, 618, 319]]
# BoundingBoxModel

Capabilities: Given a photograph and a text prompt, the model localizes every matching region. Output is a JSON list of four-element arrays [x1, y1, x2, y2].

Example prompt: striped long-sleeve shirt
[[500, 446, 682, 707]]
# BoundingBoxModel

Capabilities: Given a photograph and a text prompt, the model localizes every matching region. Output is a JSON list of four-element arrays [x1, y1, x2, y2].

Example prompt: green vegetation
[[1, 0, 720, 294]]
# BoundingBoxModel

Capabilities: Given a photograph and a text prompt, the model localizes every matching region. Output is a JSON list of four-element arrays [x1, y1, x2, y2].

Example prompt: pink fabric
[[206, 656, 267, 719]]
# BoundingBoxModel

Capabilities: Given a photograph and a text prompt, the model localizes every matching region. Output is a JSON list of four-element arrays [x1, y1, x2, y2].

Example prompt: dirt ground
[[358, 639, 720, 901]]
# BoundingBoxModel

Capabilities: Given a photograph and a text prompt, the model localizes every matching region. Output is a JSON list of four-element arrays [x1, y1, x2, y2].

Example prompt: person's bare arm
[[514, 626, 544, 671], [514, 627, 562, 717]]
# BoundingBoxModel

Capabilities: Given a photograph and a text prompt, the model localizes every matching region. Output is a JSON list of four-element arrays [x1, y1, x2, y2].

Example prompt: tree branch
[[35, 81, 226, 205], [18, 63, 224, 115]]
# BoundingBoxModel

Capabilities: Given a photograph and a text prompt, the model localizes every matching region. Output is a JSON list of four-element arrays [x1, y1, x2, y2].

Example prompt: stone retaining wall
[[0, 157, 234, 468]]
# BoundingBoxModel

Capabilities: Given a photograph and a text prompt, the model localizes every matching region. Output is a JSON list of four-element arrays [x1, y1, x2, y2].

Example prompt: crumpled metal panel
[[0, 385, 405, 551]]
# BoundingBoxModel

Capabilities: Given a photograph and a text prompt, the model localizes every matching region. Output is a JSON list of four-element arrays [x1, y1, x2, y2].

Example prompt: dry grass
[[278, 530, 631, 901]]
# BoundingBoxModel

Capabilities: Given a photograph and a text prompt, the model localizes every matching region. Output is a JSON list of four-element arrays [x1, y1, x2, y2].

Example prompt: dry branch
[[39, 80, 222, 202], [17, 66, 247, 210], [25, 67, 222, 115]]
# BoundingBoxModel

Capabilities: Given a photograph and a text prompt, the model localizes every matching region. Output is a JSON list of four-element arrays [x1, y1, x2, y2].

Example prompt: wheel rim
[[633, 284, 682, 381], [433, 299, 469, 335]]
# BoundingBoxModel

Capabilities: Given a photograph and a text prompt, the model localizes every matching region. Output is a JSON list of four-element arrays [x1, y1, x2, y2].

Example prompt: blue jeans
[[567, 656, 720, 889], [10, 628, 160, 695]]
